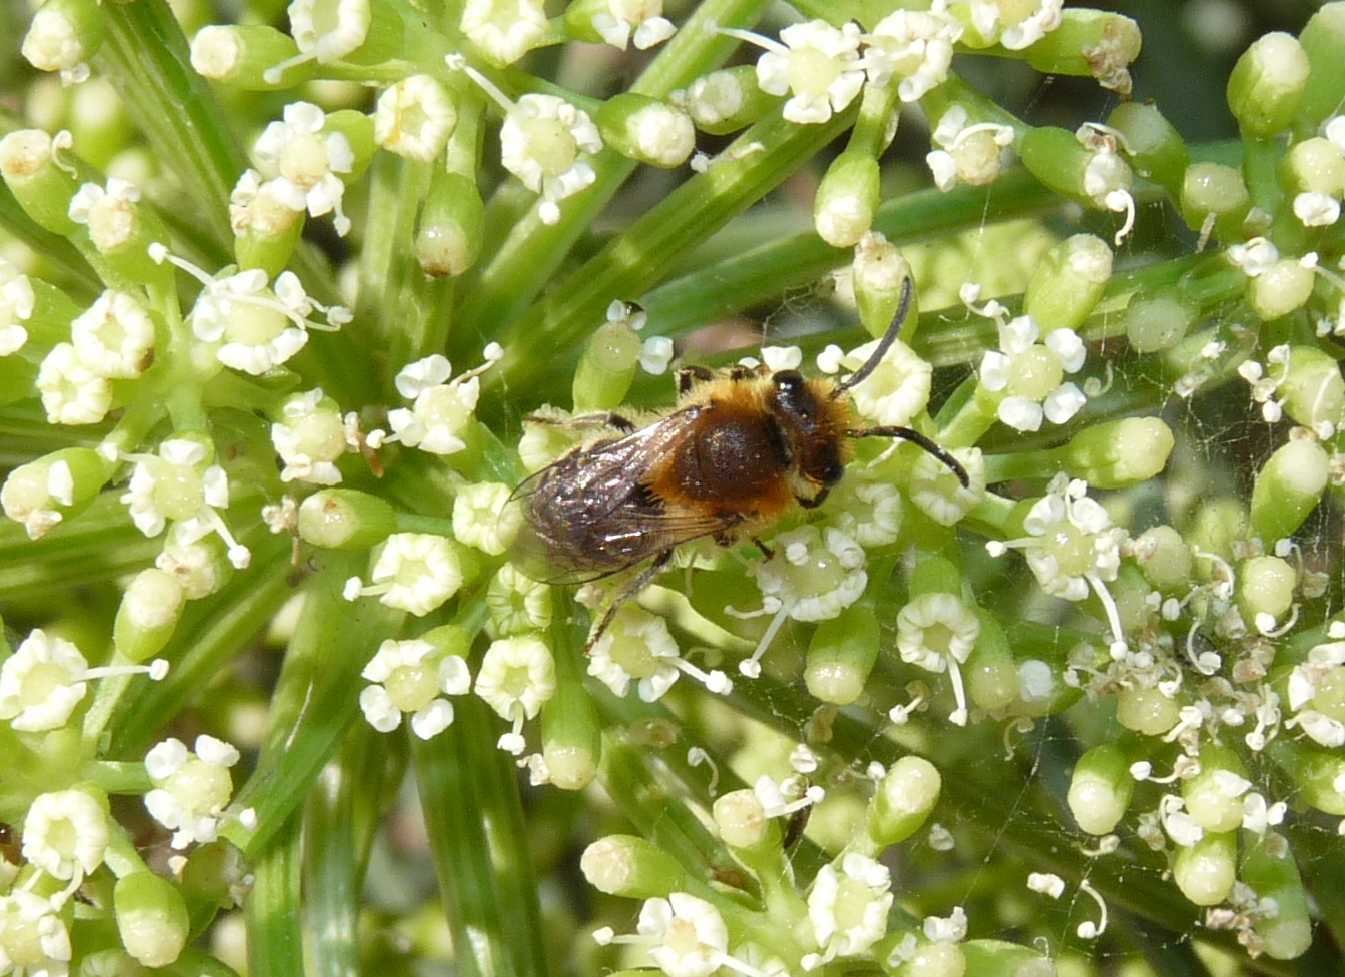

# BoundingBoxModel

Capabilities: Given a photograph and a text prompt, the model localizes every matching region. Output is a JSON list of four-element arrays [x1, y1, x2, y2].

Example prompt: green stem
[[80, 760, 152, 794], [245, 813, 305, 977]]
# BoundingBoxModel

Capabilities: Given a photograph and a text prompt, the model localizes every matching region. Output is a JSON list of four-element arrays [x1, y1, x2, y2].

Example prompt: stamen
[[263, 50, 316, 86], [739, 602, 790, 677], [1105, 189, 1136, 246], [50, 130, 78, 177], [946, 655, 968, 726], [687, 746, 720, 794], [715, 26, 787, 54], [1086, 572, 1128, 657], [674, 657, 733, 694], [1185, 622, 1222, 675], [1075, 879, 1108, 938], [444, 53, 516, 114], [83, 660, 170, 681]]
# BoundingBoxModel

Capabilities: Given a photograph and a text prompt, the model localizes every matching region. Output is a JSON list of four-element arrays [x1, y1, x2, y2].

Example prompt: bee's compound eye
[[819, 460, 843, 484], [773, 369, 805, 392]]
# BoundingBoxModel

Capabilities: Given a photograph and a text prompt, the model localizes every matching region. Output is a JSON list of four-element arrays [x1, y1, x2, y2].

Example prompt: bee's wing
[[506, 407, 736, 585]]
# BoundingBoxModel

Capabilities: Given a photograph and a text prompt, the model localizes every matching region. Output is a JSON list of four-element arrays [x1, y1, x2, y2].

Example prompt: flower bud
[[1022, 10, 1141, 94], [1024, 234, 1112, 334], [869, 755, 941, 847], [580, 835, 686, 898], [1182, 744, 1249, 833], [1247, 258, 1314, 320], [1134, 525, 1193, 592], [1250, 438, 1329, 542], [814, 151, 879, 248], [597, 93, 695, 169], [713, 789, 776, 851], [230, 173, 304, 277], [541, 634, 600, 791], [417, 171, 485, 278], [1187, 497, 1248, 561], [852, 232, 915, 341], [114, 872, 190, 967], [888, 939, 966, 977], [1105, 101, 1189, 195], [1067, 744, 1133, 835], [1278, 346, 1345, 433], [114, 569, 186, 662], [1281, 137, 1345, 199], [68, 179, 172, 289], [1241, 838, 1312, 960], [1124, 292, 1194, 353], [68, 78, 130, 170], [191, 25, 315, 88], [297, 489, 396, 549], [1297, 3, 1345, 129], [572, 316, 641, 412], [1179, 162, 1250, 239], [959, 941, 1055, 977], [0, 129, 80, 234], [805, 601, 879, 705], [965, 612, 1018, 712], [1019, 126, 1132, 211], [1173, 832, 1237, 907], [21, 0, 106, 83], [1, 446, 113, 539], [1061, 417, 1174, 489], [1115, 686, 1180, 736], [681, 65, 777, 135], [1237, 555, 1296, 625], [1227, 32, 1310, 138], [1275, 741, 1345, 814]]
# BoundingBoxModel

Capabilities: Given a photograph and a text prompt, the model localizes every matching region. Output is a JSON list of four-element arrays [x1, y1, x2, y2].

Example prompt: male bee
[[509, 280, 967, 647]]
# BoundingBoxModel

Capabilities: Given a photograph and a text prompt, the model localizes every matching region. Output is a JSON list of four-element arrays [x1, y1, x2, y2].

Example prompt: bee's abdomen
[[653, 410, 791, 518]]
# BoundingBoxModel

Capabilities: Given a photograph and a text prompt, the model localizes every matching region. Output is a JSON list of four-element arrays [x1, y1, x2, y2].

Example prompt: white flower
[[807, 853, 893, 964], [909, 446, 985, 526], [359, 639, 471, 739], [287, 0, 371, 63], [0, 257, 35, 356], [1294, 191, 1341, 227], [68, 178, 141, 251], [518, 405, 581, 471], [925, 106, 1015, 191], [640, 335, 675, 375], [486, 563, 552, 638], [756, 526, 868, 623], [978, 316, 1087, 432], [460, 0, 548, 66], [753, 774, 825, 819], [144, 735, 240, 849], [863, 4, 962, 102], [922, 905, 968, 943], [1, 456, 79, 540], [587, 605, 682, 701], [639, 894, 729, 977], [22, 0, 94, 82], [452, 481, 522, 556], [37, 342, 113, 425], [1027, 872, 1066, 899], [346, 533, 464, 616], [22, 789, 108, 880], [838, 337, 931, 426], [1227, 236, 1279, 277], [155, 521, 228, 599], [897, 592, 980, 726], [0, 890, 73, 976], [0, 630, 90, 731], [752, 20, 865, 125], [593, 0, 676, 50], [374, 75, 457, 162], [826, 476, 903, 548], [475, 634, 555, 753], [71, 290, 156, 379], [760, 345, 803, 371], [499, 94, 602, 225], [253, 102, 354, 235], [271, 388, 348, 484], [1159, 793, 1204, 848], [970, 0, 1064, 49], [1241, 792, 1287, 836], [228, 168, 303, 239]]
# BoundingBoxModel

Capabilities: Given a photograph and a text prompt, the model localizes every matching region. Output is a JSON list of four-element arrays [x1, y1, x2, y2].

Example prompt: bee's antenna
[[849, 425, 970, 488], [831, 276, 913, 399]]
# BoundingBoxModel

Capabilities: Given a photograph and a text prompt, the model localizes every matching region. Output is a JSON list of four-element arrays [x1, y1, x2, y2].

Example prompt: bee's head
[[770, 369, 845, 485]]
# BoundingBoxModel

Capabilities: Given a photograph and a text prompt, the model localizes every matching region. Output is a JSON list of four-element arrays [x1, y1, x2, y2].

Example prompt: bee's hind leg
[[526, 411, 636, 433], [584, 549, 675, 653]]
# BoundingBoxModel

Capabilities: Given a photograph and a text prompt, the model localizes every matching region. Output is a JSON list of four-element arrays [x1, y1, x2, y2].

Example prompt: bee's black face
[[772, 370, 809, 416]]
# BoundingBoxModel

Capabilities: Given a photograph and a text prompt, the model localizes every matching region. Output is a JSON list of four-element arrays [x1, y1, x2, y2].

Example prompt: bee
[[509, 280, 967, 647]]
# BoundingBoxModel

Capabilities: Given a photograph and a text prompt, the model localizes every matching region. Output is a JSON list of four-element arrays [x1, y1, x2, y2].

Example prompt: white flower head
[[37, 342, 113, 425], [839, 337, 932, 426], [486, 563, 551, 638], [144, 735, 240, 849], [1, 455, 81, 540], [0, 890, 73, 976], [979, 316, 1087, 432], [68, 178, 141, 251], [926, 106, 1016, 191], [346, 533, 464, 616], [1227, 237, 1280, 277], [271, 388, 348, 484], [386, 354, 485, 455], [587, 605, 682, 701], [922, 905, 968, 943], [499, 94, 602, 225], [156, 521, 229, 599], [756, 526, 868, 623], [0, 258, 35, 356], [969, 0, 1064, 49], [228, 168, 304, 239], [897, 592, 980, 725], [0, 630, 89, 731], [909, 446, 985, 527], [374, 75, 457, 162], [750, 20, 866, 125], [1241, 792, 1287, 837], [640, 335, 675, 375], [863, 5, 962, 102], [593, 0, 676, 50], [826, 476, 903, 548], [460, 0, 548, 65], [475, 634, 555, 753], [359, 638, 471, 739], [453, 481, 522, 556], [287, 0, 371, 63], [253, 101, 354, 235], [807, 853, 893, 965], [1294, 191, 1341, 227], [22, 789, 108, 881], [640, 893, 729, 977], [70, 290, 156, 379]]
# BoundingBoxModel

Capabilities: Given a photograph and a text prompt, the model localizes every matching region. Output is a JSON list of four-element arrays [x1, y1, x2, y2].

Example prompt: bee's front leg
[[584, 549, 675, 653]]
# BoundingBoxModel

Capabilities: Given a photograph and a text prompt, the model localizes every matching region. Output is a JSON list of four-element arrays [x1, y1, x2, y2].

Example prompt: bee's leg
[[751, 536, 775, 561], [729, 365, 755, 381], [676, 365, 716, 396], [795, 486, 831, 510], [584, 549, 675, 652], [526, 411, 636, 433]]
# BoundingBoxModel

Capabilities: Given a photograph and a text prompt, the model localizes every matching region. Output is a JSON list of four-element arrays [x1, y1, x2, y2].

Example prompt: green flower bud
[[68, 78, 130, 170], [1105, 102, 1189, 195], [966, 612, 1018, 712], [1277, 346, 1345, 433], [416, 171, 485, 278], [1227, 32, 1310, 138], [1023, 233, 1112, 334], [231, 176, 305, 277], [580, 835, 686, 898], [0, 129, 81, 234], [888, 940, 966, 977], [1061, 417, 1174, 489], [1124, 292, 1195, 353], [572, 314, 641, 412], [1297, 3, 1345, 129], [869, 755, 941, 847], [1182, 744, 1249, 833], [814, 151, 880, 248], [1134, 525, 1193, 592], [805, 601, 879, 705], [1275, 741, 1345, 814], [1067, 744, 1133, 835], [1020, 125, 1132, 211], [190, 25, 316, 89], [712, 788, 777, 851], [1250, 438, 1329, 542], [1, 446, 113, 540], [68, 179, 172, 289], [1173, 832, 1237, 907], [852, 232, 915, 342], [114, 872, 190, 968], [114, 569, 186, 663], [1023, 10, 1142, 95], [1115, 686, 1180, 736], [1238, 555, 1296, 626], [21, 0, 106, 82], [1248, 258, 1314, 320], [1280, 137, 1345, 198], [1241, 837, 1312, 960], [323, 110, 376, 181], [1187, 497, 1248, 561], [297, 489, 397, 550], [596, 93, 695, 169], [1179, 162, 1250, 239], [959, 940, 1055, 977], [681, 65, 778, 135], [540, 653, 600, 791]]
